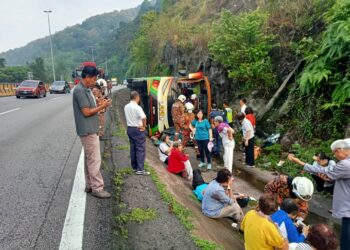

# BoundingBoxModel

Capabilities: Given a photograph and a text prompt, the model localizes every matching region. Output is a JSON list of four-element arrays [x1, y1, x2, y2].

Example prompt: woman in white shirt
[[214, 116, 235, 172], [158, 134, 172, 165]]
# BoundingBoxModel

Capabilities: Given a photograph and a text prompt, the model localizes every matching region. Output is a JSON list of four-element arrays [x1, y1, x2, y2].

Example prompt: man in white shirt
[[124, 91, 150, 175], [237, 112, 255, 167], [239, 98, 247, 114]]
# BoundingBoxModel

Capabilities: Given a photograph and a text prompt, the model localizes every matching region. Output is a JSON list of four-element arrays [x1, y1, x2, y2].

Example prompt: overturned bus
[[127, 73, 212, 136]]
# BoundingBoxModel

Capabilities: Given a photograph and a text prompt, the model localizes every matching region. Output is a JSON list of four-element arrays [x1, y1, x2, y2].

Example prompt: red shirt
[[167, 149, 189, 174], [245, 114, 256, 127]]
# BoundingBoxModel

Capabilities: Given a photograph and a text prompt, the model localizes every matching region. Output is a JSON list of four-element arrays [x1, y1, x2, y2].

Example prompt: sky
[[0, 0, 144, 53]]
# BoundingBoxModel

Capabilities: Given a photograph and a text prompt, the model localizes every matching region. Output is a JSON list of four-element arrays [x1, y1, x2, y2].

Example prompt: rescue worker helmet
[[292, 177, 314, 201], [178, 95, 186, 102], [190, 94, 197, 100], [185, 102, 194, 112]]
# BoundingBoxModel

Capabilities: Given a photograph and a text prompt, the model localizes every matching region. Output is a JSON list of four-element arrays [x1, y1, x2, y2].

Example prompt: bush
[[257, 141, 333, 177], [209, 10, 277, 96], [299, 0, 350, 106]]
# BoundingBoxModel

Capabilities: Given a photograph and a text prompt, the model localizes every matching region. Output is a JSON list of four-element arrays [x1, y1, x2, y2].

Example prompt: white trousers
[[223, 143, 235, 173], [184, 160, 193, 180]]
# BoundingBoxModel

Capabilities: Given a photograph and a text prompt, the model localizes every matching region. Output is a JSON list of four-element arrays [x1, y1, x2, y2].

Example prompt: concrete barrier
[[0, 83, 16, 97], [0, 83, 51, 97]]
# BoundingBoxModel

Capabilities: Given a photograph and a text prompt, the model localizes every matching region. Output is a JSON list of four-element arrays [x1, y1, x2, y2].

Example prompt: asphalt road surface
[[0, 88, 118, 250]]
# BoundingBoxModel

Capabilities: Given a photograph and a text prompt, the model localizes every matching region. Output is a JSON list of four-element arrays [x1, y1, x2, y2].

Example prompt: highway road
[[0, 90, 116, 250]]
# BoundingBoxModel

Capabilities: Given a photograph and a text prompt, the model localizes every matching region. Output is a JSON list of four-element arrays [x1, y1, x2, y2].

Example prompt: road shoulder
[[109, 89, 198, 249]]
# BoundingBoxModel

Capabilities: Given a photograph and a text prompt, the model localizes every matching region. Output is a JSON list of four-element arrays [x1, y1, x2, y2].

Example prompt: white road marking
[[46, 96, 65, 102], [59, 149, 86, 250], [0, 108, 20, 116]]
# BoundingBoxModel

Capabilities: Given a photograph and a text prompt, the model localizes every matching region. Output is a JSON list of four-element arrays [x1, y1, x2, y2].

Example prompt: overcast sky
[[0, 0, 144, 53]]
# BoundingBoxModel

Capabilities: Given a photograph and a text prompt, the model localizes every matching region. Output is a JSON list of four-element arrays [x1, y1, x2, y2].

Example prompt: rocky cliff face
[[162, 42, 231, 102], [157, 0, 297, 107]]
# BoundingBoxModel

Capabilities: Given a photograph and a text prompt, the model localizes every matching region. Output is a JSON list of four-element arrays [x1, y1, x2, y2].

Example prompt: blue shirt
[[193, 183, 208, 202], [202, 180, 232, 217], [271, 210, 305, 243], [209, 109, 223, 120], [191, 119, 211, 140]]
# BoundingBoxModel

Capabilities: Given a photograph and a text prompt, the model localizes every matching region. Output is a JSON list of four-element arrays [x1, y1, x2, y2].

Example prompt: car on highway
[[16, 80, 47, 99], [49, 81, 70, 94]]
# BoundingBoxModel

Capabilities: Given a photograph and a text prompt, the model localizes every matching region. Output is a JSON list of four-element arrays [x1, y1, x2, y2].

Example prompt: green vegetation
[[0, 56, 49, 82], [299, 0, 350, 106], [113, 167, 134, 197], [0, 65, 28, 82], [116, 208, 157, 225], [192, 236, 224, 250], [209, 10, 277, 96], [256, 140, 333, 177], [127, 11, 158, 77], [112, 125, 128, 140], [114, 208, 157, 238], [145, 163, 223, 250], [27, 57, 47, 81], [145, 163, 194, 230], [1, 0, 348, 147], [114, 145, 130, 150], [0, 58, 6, 68]]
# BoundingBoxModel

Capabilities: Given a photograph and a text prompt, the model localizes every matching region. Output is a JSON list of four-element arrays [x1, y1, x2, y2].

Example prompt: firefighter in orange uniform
[[182, 102, 195, 148], [171, 95, 186, 139], [264, 175, 314, 221]]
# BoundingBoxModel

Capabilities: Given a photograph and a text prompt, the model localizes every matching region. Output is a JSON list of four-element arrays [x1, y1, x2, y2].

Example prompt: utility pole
[[44, 10, 56, 82], [90, 46, 95, 62]]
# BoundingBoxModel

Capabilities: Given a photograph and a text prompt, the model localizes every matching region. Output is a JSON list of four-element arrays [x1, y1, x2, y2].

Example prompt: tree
[[56, 60, 68, 81], [28, 57, 48, 81], [127, 11, 157, 77], [209, 10, 277, 95], [0, 66, 28, 82], [0, 58, 6, 68]]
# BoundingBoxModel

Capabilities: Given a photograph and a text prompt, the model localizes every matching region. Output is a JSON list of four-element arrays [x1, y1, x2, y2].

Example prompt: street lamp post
[[44, 10, 56, 82]]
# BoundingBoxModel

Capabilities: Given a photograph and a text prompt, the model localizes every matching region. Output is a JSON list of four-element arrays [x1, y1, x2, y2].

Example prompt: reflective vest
[[225, 107, 233, 123]]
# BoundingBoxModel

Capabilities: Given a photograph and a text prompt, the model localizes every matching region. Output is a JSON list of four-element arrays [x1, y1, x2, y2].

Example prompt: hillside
[[0, 6, 140, 68], [1, 0, 349, 141], [127, 0, 350, 139]]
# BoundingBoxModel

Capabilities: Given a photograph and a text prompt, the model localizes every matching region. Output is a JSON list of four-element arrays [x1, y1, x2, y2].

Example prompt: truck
[[72, 61, 106, 85], [126, 72, 212, 137]]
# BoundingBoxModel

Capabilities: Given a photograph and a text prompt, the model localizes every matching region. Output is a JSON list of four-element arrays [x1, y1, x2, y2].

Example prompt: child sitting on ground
[[167, 142, 193, 180]]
